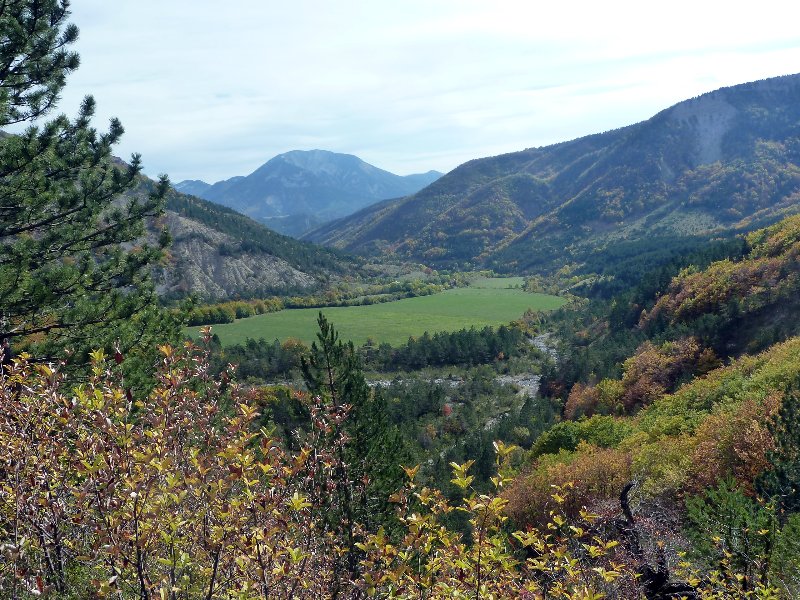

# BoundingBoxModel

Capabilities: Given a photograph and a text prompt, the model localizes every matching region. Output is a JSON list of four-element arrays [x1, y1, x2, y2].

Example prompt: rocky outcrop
[[154, 212, 316, 299]]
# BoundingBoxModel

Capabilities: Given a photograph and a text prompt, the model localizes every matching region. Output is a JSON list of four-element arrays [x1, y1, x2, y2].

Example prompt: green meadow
[[468, 276, 526, 289], [194, 278, 565, 347]]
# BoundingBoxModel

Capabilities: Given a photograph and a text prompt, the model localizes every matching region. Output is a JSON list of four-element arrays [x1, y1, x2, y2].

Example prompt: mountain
[[396, 170, 444, 190], [176, 150, 442, 236], [306, 74, 800, 274], [134, 178, 356, 300], [173, 179, 211, 196]]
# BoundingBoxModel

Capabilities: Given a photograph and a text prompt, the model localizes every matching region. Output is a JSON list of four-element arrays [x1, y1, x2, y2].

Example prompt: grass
[[469, 276, 525, 289], [192, 278, 566, 347]]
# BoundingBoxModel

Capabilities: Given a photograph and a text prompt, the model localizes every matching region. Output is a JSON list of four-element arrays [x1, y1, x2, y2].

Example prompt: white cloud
[[41, 1, 800, 182]]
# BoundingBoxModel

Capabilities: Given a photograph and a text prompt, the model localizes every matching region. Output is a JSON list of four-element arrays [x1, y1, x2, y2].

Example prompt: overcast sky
[[47, 1, 800, 183]]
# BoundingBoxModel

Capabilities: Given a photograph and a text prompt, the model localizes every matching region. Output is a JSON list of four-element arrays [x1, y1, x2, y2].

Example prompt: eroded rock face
[[155, 212, 316, 299], [669, 93, 738, 166]]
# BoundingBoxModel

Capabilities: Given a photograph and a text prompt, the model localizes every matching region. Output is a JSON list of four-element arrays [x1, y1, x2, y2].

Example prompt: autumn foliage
[[643, 214, 800, 326], [508, 337, 800, 552], [1, 335, 788, 598], [0, 334, 356, 598], [564, 337, 706, 418], [0, 339, 639, 599]]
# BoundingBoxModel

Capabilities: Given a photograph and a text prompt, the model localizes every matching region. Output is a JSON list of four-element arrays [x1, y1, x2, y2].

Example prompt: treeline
[[574, 232, 748, 299], [510, 232, 748, 302], [363, 324, 531, 371], [282, 278, 447, 309], [209, 336, 306, 381], [187, 297, 284, 325], [208, 321, 536, 383]]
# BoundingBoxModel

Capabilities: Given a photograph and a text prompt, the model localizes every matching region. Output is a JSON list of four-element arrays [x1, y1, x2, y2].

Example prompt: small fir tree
[[301, 313, 408, 590], [758, 385, 800, 517]]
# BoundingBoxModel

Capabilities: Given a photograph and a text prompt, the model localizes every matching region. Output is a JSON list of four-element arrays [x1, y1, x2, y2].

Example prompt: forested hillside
[[499, 213, 800, 594], [309, 74, 800, 274]]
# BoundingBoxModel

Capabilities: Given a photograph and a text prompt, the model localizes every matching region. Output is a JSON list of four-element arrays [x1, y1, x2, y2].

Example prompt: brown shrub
[[504, 443, 632, 528], [687, 393, 781, 495]]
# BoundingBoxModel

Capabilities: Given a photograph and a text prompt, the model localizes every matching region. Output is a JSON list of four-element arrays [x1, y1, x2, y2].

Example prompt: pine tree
[[301, 313, 408, 521], [686, 478, 777, 587], [301, 313, 408, 591], [0, 1, 176, 368]]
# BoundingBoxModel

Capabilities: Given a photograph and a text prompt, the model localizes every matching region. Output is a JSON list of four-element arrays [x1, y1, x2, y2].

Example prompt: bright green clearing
[[194, 278, 565, 347]]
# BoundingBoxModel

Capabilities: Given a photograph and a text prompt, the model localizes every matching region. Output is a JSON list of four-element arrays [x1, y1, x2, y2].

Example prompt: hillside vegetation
[[496, 213, 800, 593], [309, 74, 800, 277]]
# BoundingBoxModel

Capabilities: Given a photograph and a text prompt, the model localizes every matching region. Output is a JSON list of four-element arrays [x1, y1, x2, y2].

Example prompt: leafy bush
[[530, 415, 633, 459], [0, 336, 787, 598], [0, 336, 358, 598]]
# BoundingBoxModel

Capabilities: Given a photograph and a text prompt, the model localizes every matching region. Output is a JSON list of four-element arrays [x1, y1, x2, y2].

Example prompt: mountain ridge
[[127, 175, 357, 300], [173, 179, 211, 196], [306, 74, 800, 274], [176, 149, 442, 236]]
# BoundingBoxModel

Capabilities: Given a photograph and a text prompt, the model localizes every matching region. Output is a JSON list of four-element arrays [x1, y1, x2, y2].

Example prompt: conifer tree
[[302, 313, 408, 517], [0, 1, 175, 367], [301, 313, 408, 589]]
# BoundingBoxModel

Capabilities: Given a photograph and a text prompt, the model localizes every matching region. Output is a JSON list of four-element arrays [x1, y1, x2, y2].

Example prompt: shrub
[[505, 443, 632, 528], [0, 337, 784, 599], [687, 394, 780, 495], [0, 336, 353, 598]]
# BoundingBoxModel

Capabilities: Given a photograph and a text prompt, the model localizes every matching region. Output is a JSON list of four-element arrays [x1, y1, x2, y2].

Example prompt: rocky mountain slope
[[177, 150, 442, 236], [306, 74, 800, 274], [136, 180, 355, 300]]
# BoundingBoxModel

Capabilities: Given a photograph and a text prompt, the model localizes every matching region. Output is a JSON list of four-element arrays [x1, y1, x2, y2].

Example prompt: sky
[[43, 1, 800, 183]]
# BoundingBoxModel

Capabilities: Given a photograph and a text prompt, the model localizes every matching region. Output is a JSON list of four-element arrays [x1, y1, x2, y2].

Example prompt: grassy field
[[192, 278, 565, 347], [469, 276, 525, 289]]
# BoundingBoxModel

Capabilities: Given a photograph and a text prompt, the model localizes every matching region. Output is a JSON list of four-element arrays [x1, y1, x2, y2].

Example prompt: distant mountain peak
[[182, 150, 443, 237], [173, 179, 211, 197], [264, 149, 374, 177]]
